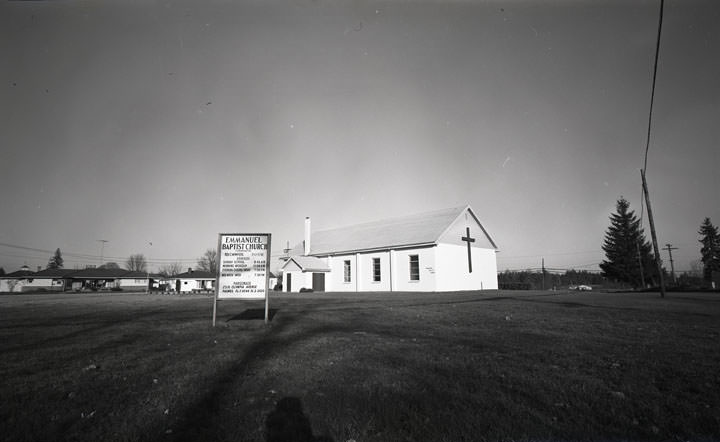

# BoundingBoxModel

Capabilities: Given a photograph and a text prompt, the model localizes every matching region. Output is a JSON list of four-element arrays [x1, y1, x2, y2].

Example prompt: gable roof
[[175, 270, 216, 279], [1, 269, 35, 279], [290, 205, 497, 256], [282, 256, 330, 272], [68, 268, 133, 279], [31, 268, 76, 278]]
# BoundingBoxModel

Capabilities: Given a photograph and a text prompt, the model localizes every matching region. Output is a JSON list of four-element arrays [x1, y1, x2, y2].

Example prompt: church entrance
[[312, 273, 325, 292], [286, 274, 292, 293]]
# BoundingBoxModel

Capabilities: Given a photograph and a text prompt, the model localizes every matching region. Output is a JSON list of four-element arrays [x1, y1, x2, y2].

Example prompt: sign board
[[213, 233, 271, 325]]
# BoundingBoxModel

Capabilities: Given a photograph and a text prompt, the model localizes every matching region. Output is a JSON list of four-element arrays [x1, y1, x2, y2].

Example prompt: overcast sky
[[1, 0, 718, 274]]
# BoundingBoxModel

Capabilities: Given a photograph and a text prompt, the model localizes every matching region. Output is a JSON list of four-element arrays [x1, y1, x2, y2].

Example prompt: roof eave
[[311, 242, 437, 256]]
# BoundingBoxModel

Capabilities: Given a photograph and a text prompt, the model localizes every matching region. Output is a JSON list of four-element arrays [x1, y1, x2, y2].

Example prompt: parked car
[[576, 285, 592, 291]]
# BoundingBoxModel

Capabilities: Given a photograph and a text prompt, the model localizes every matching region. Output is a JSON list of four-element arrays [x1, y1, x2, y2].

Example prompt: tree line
[[599, 197, 720, 289], [498, 269, 606, 290], [28, 248, 220, 277]]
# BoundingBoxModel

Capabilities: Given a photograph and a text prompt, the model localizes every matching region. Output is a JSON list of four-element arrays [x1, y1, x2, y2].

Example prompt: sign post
[[213, 233, 272, 326]]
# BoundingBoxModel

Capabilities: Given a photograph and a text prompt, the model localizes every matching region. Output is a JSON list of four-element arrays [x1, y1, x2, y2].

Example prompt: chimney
[[304, 217, 311, 256], [188, 268, 193, 274]]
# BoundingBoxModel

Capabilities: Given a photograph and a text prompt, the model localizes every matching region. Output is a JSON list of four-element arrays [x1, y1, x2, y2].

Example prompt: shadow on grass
[[265, 397, 334, 442], [164, 307, 342, 441], [0, 309, 164, 354], [227, 308, 279, 322]]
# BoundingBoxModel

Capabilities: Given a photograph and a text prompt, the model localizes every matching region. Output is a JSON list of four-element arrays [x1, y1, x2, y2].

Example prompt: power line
[[643, 0, 665, 173]]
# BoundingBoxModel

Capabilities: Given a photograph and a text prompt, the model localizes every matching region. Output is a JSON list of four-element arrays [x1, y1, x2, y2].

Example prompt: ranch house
[[173, 269, 215, 293], [23, 268, 75, 292], [0, 266, 35, 292], [281, 205, 498, 293], [69, 268, 149, 291]]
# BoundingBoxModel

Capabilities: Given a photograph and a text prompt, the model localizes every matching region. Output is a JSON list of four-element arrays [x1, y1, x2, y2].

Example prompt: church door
[[286, 274, 292, 293], [312, 273, 325, 292]]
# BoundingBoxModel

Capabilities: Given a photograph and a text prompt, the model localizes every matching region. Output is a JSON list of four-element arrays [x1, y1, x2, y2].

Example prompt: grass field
[[1, 290, 719, 442]]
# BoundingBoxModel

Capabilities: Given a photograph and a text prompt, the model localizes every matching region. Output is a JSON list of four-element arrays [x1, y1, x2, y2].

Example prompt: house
[[68, 268, 149, 291], [281, 205, 498, 293], [268, 271, 280, 291], [173, 269, 215, 293], [0, 266, 34, 292], [23, 268, 75, 292]]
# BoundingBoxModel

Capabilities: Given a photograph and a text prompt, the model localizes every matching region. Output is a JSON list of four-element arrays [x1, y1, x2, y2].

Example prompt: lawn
[[1, 290, 719, 442]]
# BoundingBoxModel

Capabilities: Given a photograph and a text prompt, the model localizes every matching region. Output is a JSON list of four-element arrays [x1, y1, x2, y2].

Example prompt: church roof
[[291, 205, 496, 256], [282, 256, 331, 272]]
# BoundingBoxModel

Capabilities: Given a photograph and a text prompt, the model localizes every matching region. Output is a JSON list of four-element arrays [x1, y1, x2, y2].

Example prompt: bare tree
[[125, 254, 147, 272], [196, 248, 217, 274], [158, 262, 184, 277], [689, 259, 703, 277]]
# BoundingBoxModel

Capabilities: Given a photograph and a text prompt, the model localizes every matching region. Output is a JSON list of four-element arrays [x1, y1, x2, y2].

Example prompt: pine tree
[[47, 248, 64, 269], [698, 218, 720, 282], [600, 197, 657, 288]]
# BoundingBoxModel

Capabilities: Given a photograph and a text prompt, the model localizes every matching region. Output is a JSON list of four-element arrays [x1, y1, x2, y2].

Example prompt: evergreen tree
[[698, 217, 720, 282], [600, 197, 657, 287], [47, 248, 64, 269]]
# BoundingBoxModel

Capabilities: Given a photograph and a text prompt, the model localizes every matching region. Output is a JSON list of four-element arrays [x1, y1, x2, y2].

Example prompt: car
[[576, 285, 592, 291]]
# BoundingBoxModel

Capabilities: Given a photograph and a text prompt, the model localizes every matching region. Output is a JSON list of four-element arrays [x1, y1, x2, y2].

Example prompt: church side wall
[[325, 247, 435, 292], [326, 255, 356, 292], [392, 247, 436, 292], [435, 244, 498, 291], [357, 252, 391, 292]]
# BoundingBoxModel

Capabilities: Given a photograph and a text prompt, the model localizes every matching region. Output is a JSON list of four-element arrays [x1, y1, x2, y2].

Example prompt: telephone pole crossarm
[[663, 243, 678, 284]]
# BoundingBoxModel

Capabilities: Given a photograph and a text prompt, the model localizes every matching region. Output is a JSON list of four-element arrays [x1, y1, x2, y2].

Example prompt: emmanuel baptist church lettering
[[221, 235, 268, 251]]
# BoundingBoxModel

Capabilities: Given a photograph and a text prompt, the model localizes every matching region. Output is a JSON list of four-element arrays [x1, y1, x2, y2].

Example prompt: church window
[[373, 258, 381, 282], [344, 260, 351, 283], [409, 255, 419, 281]]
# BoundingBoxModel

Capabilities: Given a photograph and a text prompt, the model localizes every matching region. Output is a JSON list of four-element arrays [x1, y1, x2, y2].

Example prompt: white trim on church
[[281, 205, 498, 293]]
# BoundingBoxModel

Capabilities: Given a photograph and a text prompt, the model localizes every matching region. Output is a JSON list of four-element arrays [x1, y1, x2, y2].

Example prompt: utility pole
[[96, 239, 108, 266], [663, 243, 678, 284], [641, 169, 665, 298], [635, 241, 646, 289], [146, 241, 152, 294], [541, 258, 546, 290]]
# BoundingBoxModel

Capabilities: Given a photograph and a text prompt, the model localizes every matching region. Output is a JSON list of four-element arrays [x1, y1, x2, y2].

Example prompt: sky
[[1, 0, 718, 274]]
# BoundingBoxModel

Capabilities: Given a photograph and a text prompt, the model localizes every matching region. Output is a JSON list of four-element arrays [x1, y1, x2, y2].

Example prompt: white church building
[[281, 205, 498, 293]]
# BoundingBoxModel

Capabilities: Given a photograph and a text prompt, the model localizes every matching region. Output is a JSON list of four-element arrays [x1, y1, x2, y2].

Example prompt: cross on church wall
[[461, 227, 475, 273]]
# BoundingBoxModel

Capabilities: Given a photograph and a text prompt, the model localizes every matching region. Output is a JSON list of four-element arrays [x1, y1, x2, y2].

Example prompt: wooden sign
[[213, 233, 271, 325]]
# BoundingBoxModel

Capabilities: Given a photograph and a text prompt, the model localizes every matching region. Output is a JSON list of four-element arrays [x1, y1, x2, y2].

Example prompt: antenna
[[96, 239, 109, 266]]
